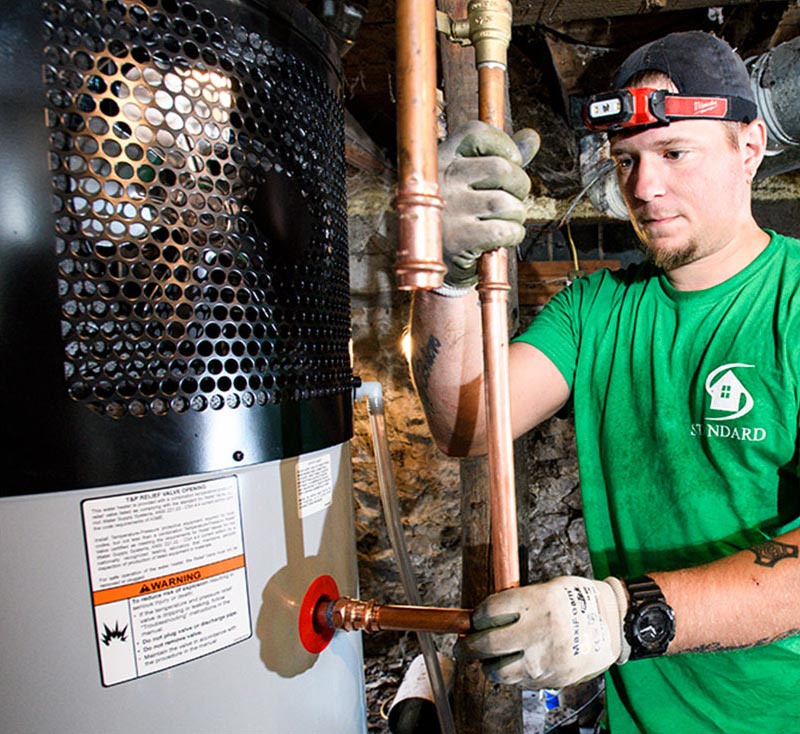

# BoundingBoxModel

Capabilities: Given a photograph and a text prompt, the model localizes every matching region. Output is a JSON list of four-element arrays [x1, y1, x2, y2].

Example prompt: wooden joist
[[512, 0, 753, 26], [518, 259, 620, 305], [359, 0, 754, 27]]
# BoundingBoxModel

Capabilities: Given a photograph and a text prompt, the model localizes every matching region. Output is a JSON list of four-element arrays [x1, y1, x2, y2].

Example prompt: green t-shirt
[[516, 231, 800, 733]]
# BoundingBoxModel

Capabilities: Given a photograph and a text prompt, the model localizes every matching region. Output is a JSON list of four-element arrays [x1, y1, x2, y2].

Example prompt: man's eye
[[615, 158, 633, 171], [665, 150, 684, 160]]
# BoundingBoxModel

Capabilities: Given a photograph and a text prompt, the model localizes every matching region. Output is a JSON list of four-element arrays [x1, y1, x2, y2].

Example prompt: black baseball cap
[[612, 31, 757, 124]]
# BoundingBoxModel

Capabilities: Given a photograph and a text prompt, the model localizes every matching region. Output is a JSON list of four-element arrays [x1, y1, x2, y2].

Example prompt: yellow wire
[[565, 221, 580, 271]]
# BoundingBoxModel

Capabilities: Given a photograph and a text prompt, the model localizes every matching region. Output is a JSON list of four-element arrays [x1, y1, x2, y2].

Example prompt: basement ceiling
[[329, 0, 795, 197]]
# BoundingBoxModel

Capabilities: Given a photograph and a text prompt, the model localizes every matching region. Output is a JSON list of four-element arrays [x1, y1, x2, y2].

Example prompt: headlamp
[[576, 87, 749, 133]]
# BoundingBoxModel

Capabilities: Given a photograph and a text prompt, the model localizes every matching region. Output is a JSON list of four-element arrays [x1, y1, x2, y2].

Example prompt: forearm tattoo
[[748, 540, 799, 568], [683, 628, 800, 655], [682, 541, 800, 654], [411, 335, 441, 414]]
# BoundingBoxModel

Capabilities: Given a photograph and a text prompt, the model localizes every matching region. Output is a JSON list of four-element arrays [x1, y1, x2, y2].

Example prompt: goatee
[[637, 237, 698, 271]]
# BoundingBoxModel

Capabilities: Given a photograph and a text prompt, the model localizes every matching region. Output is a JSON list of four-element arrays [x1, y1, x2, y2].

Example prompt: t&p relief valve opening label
[[82, 476, 252, 686], [296, 453, 333, 519]]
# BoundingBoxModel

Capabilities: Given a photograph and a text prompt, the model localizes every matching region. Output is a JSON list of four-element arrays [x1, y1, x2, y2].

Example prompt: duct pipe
[[749, 34, 800, 179], [394, 0, 446, 289]]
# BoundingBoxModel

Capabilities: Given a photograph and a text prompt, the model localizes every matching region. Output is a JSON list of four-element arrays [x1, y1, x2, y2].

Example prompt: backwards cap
[[612, 31, 756, 123]]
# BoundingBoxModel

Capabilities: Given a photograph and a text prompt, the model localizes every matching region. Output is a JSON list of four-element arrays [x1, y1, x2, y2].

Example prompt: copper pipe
[[472, 0, 520, 592], [394, 0, 446, 290], [316, 596, 473, 635], [398, 0, 518, 589], [477, 247, 519, 591], [477, 65, 507, 128]]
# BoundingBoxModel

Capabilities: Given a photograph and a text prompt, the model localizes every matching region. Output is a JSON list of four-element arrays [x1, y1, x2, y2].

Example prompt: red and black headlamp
[[579, 87, 753, 133]]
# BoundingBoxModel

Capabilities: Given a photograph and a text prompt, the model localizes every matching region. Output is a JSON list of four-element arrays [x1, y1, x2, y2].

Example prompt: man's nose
[[629, 157, 666, 202]]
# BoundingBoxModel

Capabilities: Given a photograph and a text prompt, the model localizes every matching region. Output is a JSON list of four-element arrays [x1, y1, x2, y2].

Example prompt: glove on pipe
[[438, 120, 540, 288], [454, 576, 630, 690]]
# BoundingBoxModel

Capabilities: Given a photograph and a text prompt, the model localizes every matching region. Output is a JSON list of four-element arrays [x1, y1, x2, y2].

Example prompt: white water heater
[[0, 0, 367, 731]]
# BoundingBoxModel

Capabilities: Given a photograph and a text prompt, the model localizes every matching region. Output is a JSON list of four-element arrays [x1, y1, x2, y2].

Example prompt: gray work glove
[[438, 120, 539, 288], [455, 576, 629, 690]]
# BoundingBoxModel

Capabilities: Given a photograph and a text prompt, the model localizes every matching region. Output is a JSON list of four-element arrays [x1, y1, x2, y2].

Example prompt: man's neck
[[665, 223, 770, 291]]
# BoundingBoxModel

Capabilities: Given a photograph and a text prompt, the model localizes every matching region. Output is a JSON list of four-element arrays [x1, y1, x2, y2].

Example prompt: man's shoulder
[[574, 259, 656, 293], [764, 230, 800, 277], [771, 230, 800, 256]]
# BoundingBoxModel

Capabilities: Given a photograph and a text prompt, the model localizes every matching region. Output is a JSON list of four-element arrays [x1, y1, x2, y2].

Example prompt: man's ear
[[741, 118, 767, 181]]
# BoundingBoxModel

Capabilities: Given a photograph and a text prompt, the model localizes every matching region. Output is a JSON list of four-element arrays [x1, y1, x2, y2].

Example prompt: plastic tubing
[[355, 382, 456, 734]]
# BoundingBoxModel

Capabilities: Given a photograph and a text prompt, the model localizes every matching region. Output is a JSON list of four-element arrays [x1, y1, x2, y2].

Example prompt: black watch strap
[[623, 575, 676, 660], [625, 575, 665, 605]]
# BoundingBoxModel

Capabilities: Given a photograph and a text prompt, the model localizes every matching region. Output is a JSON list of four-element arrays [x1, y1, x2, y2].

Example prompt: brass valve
[[436, 0, 513, 69]]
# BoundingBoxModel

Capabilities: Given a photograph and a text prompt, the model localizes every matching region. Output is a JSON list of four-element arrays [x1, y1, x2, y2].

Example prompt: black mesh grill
[[42, 0, 351, 419]]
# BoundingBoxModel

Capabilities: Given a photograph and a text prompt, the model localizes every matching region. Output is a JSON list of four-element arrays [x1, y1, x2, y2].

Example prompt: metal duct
[[749, 34, 800, 179]]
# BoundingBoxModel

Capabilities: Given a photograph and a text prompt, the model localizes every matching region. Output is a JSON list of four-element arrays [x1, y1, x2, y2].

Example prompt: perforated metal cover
[[0, 0, 352, 493], [44, 0, 351, 419]]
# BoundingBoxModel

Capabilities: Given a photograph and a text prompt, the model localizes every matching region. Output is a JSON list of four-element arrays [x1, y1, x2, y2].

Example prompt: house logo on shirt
[[705, 363, 754, 420], [690, 363, 766, 442]]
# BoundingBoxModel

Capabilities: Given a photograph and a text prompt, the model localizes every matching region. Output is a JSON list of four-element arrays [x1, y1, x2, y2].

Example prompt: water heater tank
[[0, 0, 367, 731]]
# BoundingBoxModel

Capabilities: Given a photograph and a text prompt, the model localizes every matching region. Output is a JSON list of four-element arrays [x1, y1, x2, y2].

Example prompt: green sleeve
[[512, 278, 583, 391]]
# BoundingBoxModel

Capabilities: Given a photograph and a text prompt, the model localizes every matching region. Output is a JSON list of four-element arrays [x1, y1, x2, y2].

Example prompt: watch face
[[633, 602, 675, 650]]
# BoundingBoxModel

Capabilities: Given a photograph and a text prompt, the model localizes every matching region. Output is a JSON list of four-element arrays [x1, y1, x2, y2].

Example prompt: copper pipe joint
[[477, 248, 511, 294], [316, 596, 473, 636], [394, 0, 445, 290], [395, 188, 446, 290]]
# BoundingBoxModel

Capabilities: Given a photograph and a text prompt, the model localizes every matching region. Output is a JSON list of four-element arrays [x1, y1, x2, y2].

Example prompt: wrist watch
[[623, 576, 676, 660]]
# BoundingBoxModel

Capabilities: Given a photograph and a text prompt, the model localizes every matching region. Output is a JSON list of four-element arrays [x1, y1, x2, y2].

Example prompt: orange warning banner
[[92, 555, 246, 606]]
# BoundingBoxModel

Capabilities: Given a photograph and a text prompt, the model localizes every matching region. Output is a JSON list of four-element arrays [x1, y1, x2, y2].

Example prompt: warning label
[[296, 454, 333, 519], [83, 476, 251, 686]]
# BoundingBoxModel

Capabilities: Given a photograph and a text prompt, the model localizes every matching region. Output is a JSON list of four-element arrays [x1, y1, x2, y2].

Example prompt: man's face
[[610, 119, 749, 271]]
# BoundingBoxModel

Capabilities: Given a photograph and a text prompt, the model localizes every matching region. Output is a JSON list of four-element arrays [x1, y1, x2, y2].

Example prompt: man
[[410, 31, 800, 732]]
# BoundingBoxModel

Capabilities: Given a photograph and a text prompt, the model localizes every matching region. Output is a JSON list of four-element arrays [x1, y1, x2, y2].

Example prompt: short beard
[[637, 237, 698, 271]]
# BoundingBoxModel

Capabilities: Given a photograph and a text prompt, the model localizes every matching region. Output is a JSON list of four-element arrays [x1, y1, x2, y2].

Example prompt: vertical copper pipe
[[395, 0, 446, 290], [477, 65, 507, 129], [396, 0, 518, 588], [475, 28, 520, 590], [477, 248, 519, 592]]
